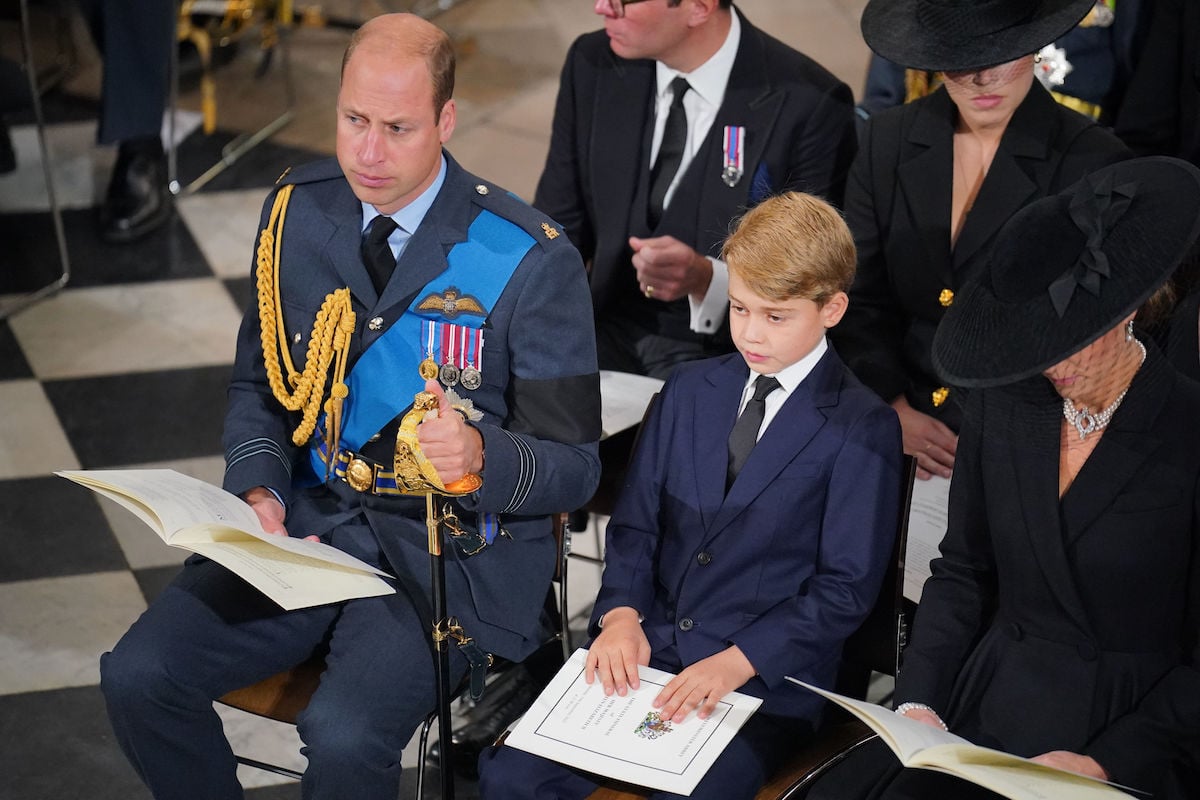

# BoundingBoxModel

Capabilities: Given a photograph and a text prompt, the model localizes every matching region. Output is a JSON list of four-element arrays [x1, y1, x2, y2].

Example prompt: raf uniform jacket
[[588, 348, 903, 721], [832, 83, 1129, 430], [895, 349, 1200, 797], [534, 8, 857, 348], [221, 153, 602, 662]]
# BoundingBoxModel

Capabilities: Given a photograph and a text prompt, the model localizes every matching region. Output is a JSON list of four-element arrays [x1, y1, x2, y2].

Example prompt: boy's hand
[[585, 607, 651, 697], [653, 646, 755, 723], [417, 380, 484, 482]]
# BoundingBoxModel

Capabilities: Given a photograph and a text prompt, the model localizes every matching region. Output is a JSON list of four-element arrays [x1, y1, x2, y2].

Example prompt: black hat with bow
[[932, 157, 1200, 388]]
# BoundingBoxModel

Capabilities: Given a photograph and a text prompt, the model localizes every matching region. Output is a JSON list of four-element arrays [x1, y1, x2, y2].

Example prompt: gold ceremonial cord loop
[[255, 184, 356, 455]]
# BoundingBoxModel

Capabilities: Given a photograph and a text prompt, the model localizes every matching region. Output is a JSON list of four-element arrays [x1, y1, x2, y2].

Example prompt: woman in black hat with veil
[[812, 156, 1200, 799], [833, 0, 1130, 482]]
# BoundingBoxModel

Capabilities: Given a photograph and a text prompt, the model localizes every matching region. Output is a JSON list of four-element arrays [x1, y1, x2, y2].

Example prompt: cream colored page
[[192, 523, 392, 577], [59, 469, 390, 577], [186, 538, 394, 611], [785, 677, 969, 762], [58, 468, 263, 540], [787, 680, 1140, 800], [913, 746, 1137, 800]]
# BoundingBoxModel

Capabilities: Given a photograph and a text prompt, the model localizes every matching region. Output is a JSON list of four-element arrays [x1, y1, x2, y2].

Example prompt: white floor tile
[[8, 278, 242, 380], [176, 189, 272, 280], [0, 380, 79, 480], [0, 121, 111, 213], [0, 571, 146, 695], [217, 702, 307, 788]]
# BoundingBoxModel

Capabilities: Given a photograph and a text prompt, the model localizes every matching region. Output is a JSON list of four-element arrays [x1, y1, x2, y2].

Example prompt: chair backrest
[[549, 510, 573, 660], [834, 455, 918, 695]]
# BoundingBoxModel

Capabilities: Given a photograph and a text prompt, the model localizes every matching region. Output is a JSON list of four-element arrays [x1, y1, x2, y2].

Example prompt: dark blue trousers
[[76, 0, 175, 144], [100, 521, 466, 800], [477, 708, 812, 800]]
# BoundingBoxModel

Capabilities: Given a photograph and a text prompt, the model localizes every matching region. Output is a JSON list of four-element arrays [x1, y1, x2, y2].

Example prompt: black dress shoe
[[100, 146, 171, 243], [427, 665, 539, 780]]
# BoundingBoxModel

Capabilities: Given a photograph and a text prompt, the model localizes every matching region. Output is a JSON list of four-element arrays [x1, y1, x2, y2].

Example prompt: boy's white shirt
[[735, 336, 828, 440]]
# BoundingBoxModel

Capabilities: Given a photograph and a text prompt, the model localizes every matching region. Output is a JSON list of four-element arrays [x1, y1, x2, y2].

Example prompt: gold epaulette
[[1050, 91, 1103, 121], [904, 69, 942, 103], [254, 184, 356, 463]]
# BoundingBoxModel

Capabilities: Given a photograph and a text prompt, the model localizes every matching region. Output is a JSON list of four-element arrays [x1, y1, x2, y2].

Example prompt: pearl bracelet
[[894, 702, 948, 731]]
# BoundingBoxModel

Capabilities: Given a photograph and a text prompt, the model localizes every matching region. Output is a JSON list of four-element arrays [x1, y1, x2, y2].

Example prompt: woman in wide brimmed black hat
[[814, 156, 1200, 799], [832, 0, 1131, 482]]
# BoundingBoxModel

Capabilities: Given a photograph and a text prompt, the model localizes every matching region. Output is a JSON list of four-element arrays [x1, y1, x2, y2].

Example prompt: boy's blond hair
[[721, 192, 856, 305]]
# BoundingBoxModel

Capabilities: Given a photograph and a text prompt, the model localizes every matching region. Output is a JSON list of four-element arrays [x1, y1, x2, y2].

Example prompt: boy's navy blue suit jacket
[[589, 346, 903, 721]]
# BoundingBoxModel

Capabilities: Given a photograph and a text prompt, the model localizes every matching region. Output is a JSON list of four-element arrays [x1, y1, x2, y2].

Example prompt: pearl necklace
[[1061, 338, 1147, 440]]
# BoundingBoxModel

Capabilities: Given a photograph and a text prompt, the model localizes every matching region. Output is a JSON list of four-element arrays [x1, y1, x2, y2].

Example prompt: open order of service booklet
[[58, 469, 395, 610], [786, 678, 1142, 800], [505, 648, 762, 796]]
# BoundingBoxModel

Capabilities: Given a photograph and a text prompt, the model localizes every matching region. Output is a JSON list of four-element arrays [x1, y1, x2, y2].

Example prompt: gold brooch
[[932, 387, 950, 407], [939, 288, 954, 307], [541, 222, 560, 240]]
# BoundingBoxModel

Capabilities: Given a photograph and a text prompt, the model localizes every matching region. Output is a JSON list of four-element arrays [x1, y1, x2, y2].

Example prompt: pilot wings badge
[[415, 286, 487, 320]]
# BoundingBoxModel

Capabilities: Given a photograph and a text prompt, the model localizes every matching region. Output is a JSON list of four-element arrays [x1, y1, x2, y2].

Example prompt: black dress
[[809, 346, 1200, 799]]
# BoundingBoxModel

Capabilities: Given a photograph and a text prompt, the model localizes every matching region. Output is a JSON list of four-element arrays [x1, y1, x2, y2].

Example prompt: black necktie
[[648, 77, 690, 229], [361, 214, 399, 295], [727, 375, 780, 487]]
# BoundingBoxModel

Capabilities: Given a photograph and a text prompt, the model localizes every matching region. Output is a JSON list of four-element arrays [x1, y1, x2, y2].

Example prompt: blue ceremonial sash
[[302, 209, 535, 482]]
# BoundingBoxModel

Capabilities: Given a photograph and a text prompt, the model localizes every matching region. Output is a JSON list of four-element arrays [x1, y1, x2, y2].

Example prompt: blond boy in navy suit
[[479, 192, 903, 800]]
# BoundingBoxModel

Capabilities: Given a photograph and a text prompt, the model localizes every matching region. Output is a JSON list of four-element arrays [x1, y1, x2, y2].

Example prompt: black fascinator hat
[[932, 157, 1200, 388], [860, 0, 1095, 73]]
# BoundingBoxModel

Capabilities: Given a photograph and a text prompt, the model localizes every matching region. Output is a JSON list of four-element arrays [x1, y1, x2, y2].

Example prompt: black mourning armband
[[506, 372, 601, 444]]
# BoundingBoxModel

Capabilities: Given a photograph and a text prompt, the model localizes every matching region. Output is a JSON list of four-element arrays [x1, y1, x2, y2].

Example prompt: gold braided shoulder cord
[[255, 183, 356, 462]]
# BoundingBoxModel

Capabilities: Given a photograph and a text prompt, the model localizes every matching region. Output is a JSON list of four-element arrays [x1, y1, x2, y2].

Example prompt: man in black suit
[[536, 0, 856, 379]]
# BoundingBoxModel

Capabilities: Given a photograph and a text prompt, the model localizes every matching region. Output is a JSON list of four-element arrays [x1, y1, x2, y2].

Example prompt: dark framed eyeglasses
[[602, 0, 654, 18]]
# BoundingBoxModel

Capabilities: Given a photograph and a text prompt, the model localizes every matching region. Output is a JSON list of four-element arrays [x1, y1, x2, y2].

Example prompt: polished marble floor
[[0, 1, 871, 797]]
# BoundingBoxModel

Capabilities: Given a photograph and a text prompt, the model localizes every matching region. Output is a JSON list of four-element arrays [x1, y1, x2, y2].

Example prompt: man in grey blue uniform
[[98, 14, 602, 800]]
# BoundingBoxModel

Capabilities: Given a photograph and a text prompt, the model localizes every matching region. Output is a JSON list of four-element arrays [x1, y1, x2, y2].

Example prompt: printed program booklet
[[903, 473, 950, 603], [505, 648, 762, 796], [786, 678, 1142, 800], [58, 468, 394, 610]]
